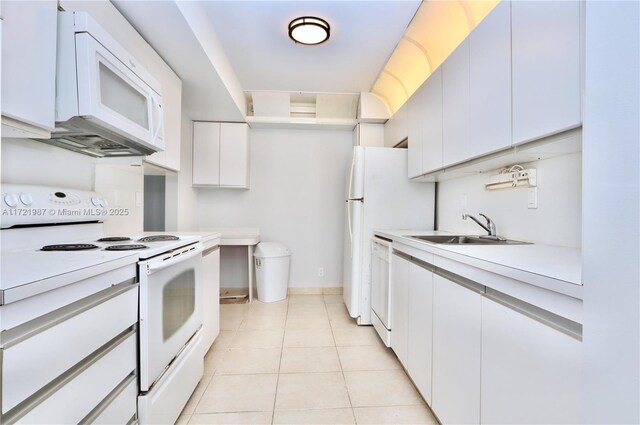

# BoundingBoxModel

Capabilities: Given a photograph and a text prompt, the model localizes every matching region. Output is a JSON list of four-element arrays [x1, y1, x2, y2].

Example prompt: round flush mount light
[[288, 16, 330, 45]]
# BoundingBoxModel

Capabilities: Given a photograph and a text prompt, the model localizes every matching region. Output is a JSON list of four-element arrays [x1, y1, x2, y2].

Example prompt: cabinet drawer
[[92, 375, 138, 425], [14, 330, 137, 424], [2, 285, 138, 413]]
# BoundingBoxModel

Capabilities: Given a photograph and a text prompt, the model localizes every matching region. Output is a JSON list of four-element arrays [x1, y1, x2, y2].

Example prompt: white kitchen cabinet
[[145, 70, 182, 171], [193, 122, 250, 188], [469, 1, 512, 157], [421, 68, 443, 174], [202, 244, 220, 352], [406, 93, 423, 179], [193, 122, 221, 185], [407, 67, 443, 178], [1, 0, 57, 137], [481, 297, 581, 424], [442, 39, 470, 167], [390, 253, 409, 368], [220, 123, 250, 187], [384, 101, 408, 148], [407, 262, 434, 404], [511, 0, 582, 145], [432, 274, 481, 425]]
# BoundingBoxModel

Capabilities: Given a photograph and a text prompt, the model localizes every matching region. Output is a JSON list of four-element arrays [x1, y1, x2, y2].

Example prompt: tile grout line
[[325, 300, 359, 425], [270, 299, 289, 424]]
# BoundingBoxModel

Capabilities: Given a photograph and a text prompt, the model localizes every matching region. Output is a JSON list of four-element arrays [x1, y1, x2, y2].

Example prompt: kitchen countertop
[[199, 228, 260, 246], [376, 229, 582, 299]]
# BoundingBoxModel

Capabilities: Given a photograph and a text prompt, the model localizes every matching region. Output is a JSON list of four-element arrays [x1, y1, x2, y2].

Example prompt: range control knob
[[91, 196, 101, 207], [20, 192, 33, 206], [4, 194, 18, 208], [99, 198, 109, 209]]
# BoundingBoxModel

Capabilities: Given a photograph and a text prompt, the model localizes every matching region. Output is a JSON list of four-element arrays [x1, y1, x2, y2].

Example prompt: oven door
[[74, 32, 165, 152], [139, 243, 203, 391]]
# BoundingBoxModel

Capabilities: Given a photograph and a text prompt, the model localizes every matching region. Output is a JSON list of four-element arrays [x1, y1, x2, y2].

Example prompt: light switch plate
[[528, 188, 538, 209]]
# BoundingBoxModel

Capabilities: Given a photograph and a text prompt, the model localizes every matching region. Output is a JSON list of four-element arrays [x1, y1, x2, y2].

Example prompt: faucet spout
[[462, 213, 497, 238]]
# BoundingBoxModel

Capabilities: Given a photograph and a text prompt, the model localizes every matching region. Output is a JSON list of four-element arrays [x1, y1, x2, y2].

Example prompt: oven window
[[163, 269, 196, 341]]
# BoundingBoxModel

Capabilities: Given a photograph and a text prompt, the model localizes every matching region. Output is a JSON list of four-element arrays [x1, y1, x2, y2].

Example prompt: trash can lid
[[254, 242, 290, 258]]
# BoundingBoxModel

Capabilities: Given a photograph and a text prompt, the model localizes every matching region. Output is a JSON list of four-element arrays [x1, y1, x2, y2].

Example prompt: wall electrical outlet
[[317, 267, 325, 277]]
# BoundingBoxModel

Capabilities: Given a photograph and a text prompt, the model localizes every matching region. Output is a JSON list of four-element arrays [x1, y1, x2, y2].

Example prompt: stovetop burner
[[138, 235, 180, 242], [41, 244, 99, 251], [97, 237, 132, 242], [104, 244, 149, 251]]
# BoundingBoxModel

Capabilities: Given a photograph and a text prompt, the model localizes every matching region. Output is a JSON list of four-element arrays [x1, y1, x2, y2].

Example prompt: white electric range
[[1, 184, 204, 425]]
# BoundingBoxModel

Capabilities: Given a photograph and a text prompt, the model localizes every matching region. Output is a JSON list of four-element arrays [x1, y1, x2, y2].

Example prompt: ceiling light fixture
[[288, 16, 330, 45]]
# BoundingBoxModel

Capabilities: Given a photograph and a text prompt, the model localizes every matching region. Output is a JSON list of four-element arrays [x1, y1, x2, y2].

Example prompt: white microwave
[[37, 12, 164, 157]]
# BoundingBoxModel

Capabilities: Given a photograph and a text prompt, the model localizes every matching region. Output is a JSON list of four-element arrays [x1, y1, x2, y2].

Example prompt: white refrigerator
[[343, 146, 435, 325]]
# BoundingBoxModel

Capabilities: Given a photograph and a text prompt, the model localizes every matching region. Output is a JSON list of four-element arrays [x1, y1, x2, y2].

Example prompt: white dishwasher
[[370, 236, 393, 346]]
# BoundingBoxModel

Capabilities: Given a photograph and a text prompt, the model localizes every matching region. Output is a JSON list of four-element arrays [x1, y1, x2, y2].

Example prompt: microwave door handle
[[147, 244, 204, 275], [152, 96, 164, 142]]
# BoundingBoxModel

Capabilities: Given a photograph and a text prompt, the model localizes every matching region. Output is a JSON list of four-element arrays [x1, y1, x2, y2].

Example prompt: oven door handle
[[147, 244, 204, 275]]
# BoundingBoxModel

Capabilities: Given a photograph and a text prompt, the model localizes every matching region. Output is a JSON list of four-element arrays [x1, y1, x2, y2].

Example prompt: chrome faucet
[[462, 213, 500, 240]]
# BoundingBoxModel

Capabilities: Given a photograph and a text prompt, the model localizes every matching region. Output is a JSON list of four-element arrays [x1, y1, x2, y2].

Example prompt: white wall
[[437, 152, 582, 248], [1, 138, 145, 233], [582, 2, 640, 422], [170, 111, 199, 231], [195, 128, 353, 288], [1, 138, 96, 190]]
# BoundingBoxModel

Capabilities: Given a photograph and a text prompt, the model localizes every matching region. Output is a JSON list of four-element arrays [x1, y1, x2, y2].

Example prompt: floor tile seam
[[326, 304, 355, 414], [271, 298, 290, 424]]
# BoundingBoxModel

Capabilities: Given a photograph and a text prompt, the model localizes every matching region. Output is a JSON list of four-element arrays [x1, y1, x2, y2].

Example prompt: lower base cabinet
[[480, 297, 581, 424], [390, 253, 409, 368], [389, 247, 582, 425], [432, 274, 482, 425], [407, 261, 434, 404]]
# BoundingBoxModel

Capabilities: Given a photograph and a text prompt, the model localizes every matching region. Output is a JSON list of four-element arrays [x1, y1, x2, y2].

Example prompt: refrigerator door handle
[[348, 155, 356, 199], [347, 200, 353, 252]]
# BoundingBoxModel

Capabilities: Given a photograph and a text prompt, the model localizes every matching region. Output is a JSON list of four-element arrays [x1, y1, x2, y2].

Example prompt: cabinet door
[[220, 123, 250, 187], [407, 93, 423, 179], [1, 0, 57, 133], [384, 101, 408, 148], [202, 247, 221, 352], [432, 275, 481, 425], [422, 68, 443, 174], [512, 1, 582, 144], [192, 122, 221, 186], [407, 263, 433, 404], [469, 1, 512, 157], [390, 253, 409, 368], [481, 297, 581, 424], [442, 39, 470, 167]]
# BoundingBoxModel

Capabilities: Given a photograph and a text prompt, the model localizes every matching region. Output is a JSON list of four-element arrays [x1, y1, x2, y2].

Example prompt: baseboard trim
[[288, 287, 343, 295]]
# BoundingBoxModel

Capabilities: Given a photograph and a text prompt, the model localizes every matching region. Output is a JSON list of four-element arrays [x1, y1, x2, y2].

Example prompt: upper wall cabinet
[[1, 1, 57, 138], [408, 67, 443, 178], [384, 101, 408, 148], [442, 39, 471, 167], [469, 1, 512, 158], [193, 122, 250, 188], [511, 1, 582, 145]]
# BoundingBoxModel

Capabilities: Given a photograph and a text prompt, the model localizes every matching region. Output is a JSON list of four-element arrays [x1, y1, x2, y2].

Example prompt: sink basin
[[407, 235, 530, 245]]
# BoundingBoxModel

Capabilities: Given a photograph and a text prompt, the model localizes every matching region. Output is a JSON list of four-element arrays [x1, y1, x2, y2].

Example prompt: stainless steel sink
[[407, 235, 530, 245]]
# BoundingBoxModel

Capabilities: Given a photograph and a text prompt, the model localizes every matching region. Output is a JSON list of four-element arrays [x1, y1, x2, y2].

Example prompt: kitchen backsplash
[[437, 152, 582, 248], [1, 137, 145, 234]]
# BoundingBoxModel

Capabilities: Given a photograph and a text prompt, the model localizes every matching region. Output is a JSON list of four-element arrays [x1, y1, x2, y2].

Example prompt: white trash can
[[254, 242, 291, 303]]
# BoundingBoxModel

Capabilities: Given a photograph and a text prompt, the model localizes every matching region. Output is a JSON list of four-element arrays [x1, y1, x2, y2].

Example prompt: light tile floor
[[178, 295, 438, 425]]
